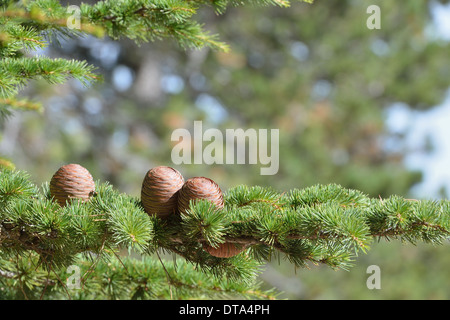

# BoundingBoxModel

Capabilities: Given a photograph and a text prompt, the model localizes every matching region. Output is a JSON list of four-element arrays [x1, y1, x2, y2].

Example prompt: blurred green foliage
[[263, 240, 450, 299]]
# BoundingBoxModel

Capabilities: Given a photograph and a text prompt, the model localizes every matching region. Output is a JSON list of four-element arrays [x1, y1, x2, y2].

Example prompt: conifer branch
[[0, 97, 43, 112], [0, 0, 314, 111], [0, 2, 104, 38], [1, 170, 448, 279], [185, 0, 313, 14], [80, 0, 229, 51], [0, 57, 100, 98]]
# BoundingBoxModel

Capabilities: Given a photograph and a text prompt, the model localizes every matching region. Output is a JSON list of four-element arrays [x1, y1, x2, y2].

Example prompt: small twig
[[81, 236, 107, 288], [155, 249, 175, 299], [39, 254, 72, 300], [39, 263, 53, 300], [15, 253, 29, 300], [108, 245, 130, 275]]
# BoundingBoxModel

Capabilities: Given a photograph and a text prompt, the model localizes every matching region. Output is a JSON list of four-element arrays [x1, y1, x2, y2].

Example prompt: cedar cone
[[203, 242, 246, 258], [141, 166, 185, 218], [177, 177, 224, 215], [49, 164, 95, 207]]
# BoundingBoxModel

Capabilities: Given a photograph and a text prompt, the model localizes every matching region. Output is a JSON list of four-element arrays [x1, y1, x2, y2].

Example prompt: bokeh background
[[1, 0, 449, 299]]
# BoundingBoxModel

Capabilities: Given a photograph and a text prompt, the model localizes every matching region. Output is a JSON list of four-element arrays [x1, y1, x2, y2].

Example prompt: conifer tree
[[0, 0, 448, 300]]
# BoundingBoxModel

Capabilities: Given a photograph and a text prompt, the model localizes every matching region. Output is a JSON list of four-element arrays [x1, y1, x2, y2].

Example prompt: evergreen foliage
[[0, 0, 313, 102]]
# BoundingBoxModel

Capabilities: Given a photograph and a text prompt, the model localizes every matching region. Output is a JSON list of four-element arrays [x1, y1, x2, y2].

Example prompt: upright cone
[[177, 177, 224, 215], [178, 177, 240, 257], [141, 166, 184, 218], [50, 164, 95, 207]]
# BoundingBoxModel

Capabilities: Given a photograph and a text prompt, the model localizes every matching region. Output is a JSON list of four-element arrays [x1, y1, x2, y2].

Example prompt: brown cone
[[203, 242, 246, 258], [49, 164, 95, 207], [141, 166, 185, 218], [177, 177, 224, 215]]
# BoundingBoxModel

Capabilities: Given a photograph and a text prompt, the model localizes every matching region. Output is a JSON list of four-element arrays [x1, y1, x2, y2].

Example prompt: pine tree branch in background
[[1, 0, 449, 301], [0, 158, 15, 170], [0, 98, 42, 170], [79, 0, 229, 50], [0, 0, 314, 112], [0, 57, 100, 98], [0, 97, 43, 113], [186, 0, 314, 14]]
